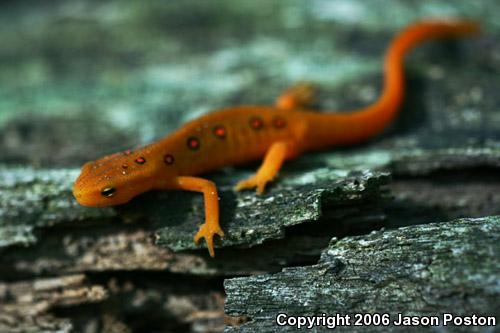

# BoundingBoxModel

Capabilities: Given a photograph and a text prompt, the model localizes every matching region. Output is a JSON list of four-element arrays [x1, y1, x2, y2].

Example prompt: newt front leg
[[172, 176, 224, 257]]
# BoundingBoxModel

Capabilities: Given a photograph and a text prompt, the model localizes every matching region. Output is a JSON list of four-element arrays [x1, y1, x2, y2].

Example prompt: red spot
[[213, 125, 226, 138], [164, 154, 175, 165], [273, 116, 287, 129], [187, 137, 200, 150], [249, 116, 264, 130], [135, 157, 146, 164]]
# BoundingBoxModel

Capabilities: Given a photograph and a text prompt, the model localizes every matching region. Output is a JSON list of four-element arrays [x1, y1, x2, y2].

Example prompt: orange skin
[[73, 20, 479, 257]]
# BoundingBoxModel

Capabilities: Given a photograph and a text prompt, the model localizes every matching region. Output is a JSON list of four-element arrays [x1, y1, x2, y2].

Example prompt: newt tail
[[73, 19, 479, 257], [301, 19, 479, 149]]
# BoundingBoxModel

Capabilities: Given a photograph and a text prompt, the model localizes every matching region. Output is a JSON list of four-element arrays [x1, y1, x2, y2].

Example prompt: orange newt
[[73, 20, 478, 257]]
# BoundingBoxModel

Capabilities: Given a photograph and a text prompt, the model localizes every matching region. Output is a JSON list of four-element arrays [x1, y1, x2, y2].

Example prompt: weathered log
[[225, 216, 500, 333], [0, 273, 226, 333], [0, 166, 389, 276], [0, 274, 104, 333]]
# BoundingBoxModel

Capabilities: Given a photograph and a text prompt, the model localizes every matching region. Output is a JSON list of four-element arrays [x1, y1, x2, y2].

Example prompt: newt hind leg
[[276, 81, 317, 110], [235, 141, 298, 194]]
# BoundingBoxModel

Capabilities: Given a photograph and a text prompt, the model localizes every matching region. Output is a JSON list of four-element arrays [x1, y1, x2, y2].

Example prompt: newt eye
[[101, 187, 116, 197]]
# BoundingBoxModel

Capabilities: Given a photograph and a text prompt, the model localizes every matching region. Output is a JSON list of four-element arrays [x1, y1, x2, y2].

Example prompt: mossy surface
[[225, 216, 500, 333]]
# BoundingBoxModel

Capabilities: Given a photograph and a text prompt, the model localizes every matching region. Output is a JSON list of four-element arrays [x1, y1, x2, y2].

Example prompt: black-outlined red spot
[[273, 116, 287, 129], [187, 137, 200, 150], [249, 116, 264, 130], [213, 125, 227, 138], [164, 154, 175, 165]]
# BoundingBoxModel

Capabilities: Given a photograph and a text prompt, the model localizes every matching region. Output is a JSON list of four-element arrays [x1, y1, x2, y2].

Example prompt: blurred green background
[[0, 0, 498, 167]]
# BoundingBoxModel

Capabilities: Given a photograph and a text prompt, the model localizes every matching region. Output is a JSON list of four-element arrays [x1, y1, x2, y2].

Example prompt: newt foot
[[234, 174, 274, 194], [194, 223, 225, 257]]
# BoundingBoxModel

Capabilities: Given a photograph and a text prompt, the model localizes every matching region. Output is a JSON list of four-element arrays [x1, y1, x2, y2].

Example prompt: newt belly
[[73, 19, 479, 257]]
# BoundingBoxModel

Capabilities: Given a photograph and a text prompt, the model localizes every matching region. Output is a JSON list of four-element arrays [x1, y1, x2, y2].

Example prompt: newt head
[[73, 149, 158, 207]]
